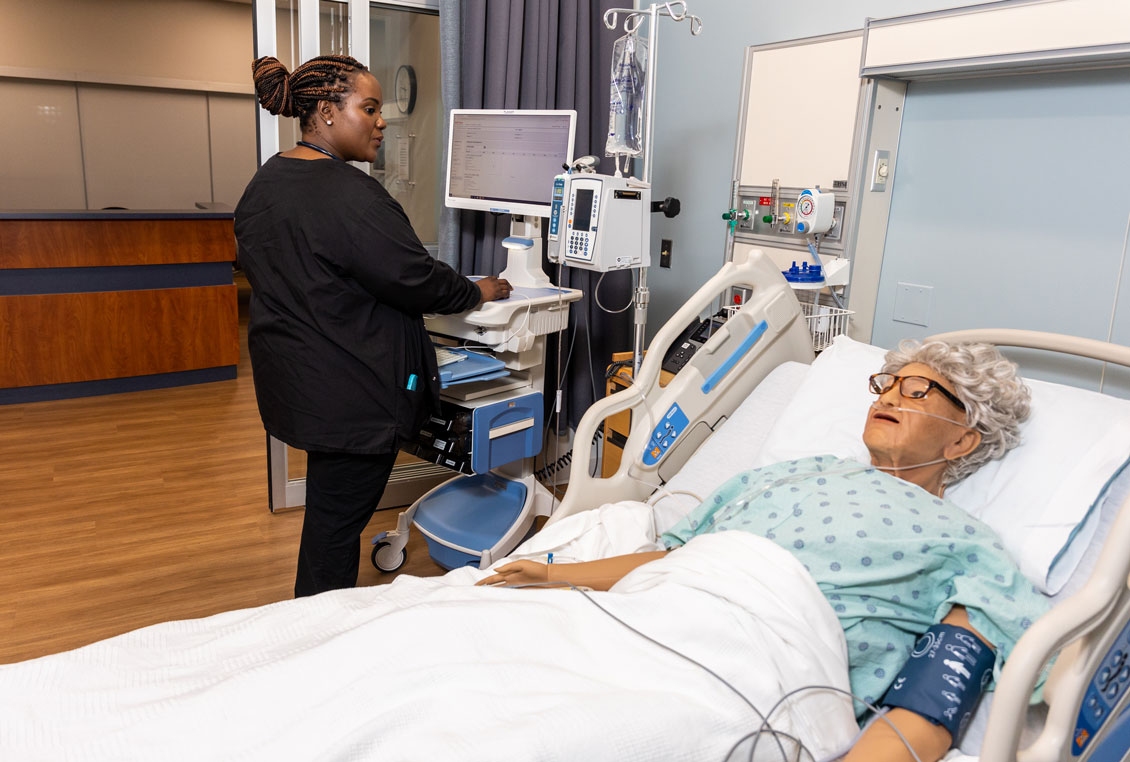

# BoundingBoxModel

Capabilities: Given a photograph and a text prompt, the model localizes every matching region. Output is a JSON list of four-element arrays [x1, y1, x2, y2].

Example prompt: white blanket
[[0, 512, 857, 762]]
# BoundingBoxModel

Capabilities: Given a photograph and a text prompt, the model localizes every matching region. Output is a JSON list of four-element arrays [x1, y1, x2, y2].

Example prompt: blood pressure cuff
[[881, 623, 995, 739]]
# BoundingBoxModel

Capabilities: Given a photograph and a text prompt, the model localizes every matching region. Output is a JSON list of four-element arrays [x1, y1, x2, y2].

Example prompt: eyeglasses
[[868, 373, 967, 412]]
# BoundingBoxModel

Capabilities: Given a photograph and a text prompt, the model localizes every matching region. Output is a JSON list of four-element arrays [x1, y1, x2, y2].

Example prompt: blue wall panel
[[871, 69, 1130, 397]]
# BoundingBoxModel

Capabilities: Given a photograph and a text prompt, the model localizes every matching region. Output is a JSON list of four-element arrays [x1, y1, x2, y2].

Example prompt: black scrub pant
[[295, 450, 398, 598]]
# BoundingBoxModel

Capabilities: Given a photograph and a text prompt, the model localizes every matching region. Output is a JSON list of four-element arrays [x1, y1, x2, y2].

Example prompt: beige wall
[[0, 0, 253, 92], [0, 0, 257, 211], [0, 79, 87, 209]]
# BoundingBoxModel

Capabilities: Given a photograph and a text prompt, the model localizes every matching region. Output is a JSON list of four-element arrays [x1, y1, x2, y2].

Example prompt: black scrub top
[[234, 154, 480, 454]]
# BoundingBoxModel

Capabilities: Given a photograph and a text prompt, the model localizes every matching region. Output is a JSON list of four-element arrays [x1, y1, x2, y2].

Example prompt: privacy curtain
[[438, 0, 634, 433]]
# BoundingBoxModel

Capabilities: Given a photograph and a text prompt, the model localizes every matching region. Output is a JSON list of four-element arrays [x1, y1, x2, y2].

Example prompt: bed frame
[[547, 246, 814, 525], [552, 252, 1130, 760], [929, 330, 1130, 762]]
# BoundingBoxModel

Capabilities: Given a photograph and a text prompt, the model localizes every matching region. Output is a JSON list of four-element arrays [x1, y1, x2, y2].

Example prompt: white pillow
[[753, 335, 1130, 594]]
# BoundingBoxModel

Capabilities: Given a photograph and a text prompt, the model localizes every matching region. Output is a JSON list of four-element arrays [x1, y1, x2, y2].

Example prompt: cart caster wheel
[[372, 541, 406, 573]]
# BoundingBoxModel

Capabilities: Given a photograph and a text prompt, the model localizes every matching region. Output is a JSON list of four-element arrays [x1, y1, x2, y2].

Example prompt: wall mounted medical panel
[[728, 31, 866, 298]]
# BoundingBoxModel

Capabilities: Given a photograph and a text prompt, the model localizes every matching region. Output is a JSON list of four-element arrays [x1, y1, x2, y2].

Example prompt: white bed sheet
[[0, 517, 859, 762]]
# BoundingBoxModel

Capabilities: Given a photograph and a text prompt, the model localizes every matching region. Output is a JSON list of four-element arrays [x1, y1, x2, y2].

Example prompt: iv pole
[[603, 2, 702, 376]]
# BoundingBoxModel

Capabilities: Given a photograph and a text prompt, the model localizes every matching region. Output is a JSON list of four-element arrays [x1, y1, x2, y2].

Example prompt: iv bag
[[606, 33, 647, 157]]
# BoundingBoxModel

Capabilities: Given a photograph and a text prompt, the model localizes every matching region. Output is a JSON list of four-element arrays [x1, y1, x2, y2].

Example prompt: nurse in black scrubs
[[235, 55, 512, 597]]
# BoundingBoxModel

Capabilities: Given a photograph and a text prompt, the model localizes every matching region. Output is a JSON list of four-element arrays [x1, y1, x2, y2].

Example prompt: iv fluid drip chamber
[[794, 188, 834, 235], [547, 172, 651, 272]]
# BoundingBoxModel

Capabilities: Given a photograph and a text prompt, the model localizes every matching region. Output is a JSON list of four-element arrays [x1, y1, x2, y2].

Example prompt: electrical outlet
[[660, 239, 672, 268]]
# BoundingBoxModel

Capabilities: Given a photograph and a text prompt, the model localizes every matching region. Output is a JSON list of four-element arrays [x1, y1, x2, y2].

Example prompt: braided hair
[[251, 55, 368, 127]]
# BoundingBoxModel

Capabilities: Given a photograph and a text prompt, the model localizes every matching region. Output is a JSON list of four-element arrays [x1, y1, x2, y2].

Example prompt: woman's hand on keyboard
[[475, 276, 513, 305]]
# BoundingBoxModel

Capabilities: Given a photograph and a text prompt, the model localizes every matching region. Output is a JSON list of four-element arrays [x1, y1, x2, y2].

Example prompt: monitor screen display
[[445, 110, 576, 217]]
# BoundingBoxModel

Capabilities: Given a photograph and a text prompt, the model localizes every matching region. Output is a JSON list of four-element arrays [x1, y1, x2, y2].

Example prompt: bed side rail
[[927, 328, 1130, 368], [940, 330, 1130, 762], [982, 491, 1130, 762], [548, 247, 814, 526]]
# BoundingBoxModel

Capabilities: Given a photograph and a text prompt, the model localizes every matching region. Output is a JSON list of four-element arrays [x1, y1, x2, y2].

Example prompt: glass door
[[368, 4, 440, 246], [251, 0, 440, 512]]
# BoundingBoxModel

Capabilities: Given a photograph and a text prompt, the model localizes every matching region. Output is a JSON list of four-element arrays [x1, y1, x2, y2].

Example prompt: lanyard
[[296, 141, 341, 161]]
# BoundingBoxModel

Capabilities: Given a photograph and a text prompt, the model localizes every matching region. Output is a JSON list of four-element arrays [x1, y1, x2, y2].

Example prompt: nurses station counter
[[0, 210, 240, 404]]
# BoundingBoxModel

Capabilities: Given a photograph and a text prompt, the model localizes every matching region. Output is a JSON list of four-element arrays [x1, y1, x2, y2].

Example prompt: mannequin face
[[863, 362, 981, 493], [312, 72, 388, 163]]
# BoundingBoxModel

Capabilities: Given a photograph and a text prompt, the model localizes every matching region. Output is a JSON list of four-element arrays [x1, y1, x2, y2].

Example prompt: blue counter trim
[[0, 366, 238, 405], [0, 263, 234, 295]]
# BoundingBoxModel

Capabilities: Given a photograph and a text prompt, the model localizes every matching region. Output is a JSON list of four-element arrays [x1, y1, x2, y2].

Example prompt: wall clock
[[395, 65, 417, 115]]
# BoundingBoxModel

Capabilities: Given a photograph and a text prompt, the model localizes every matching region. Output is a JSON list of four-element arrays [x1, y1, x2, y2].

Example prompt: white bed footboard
[[927, 329, 1130, 762], [548, 247, 814, 525]]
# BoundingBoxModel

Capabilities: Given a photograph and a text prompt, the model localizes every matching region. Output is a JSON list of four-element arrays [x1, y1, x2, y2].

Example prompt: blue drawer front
[[471, 392, 543, 473]]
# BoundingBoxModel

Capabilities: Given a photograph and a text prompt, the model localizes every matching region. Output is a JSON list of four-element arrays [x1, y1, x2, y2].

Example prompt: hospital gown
[[661, 455, 1049, 715]]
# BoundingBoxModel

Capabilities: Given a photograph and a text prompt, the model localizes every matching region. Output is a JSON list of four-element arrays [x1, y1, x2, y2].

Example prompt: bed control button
[[1101, 668, 1112, 684], [1106, 683, 1119, 700]]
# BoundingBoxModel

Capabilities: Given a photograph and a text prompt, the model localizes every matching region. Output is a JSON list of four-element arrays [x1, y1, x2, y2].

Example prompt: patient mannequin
[[479, 340, 1047, 762]]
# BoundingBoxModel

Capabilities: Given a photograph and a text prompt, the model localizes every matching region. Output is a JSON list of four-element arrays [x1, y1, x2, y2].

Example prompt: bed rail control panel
[[1073, 616, 1130, 756], [643, 403, 690, 466]]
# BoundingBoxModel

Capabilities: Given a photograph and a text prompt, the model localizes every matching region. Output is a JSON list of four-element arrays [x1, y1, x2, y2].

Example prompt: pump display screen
[[573, 189, 594, 232]]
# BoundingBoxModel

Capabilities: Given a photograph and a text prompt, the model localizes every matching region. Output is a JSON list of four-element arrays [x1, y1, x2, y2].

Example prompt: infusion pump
[[547, 172, 651, 272]]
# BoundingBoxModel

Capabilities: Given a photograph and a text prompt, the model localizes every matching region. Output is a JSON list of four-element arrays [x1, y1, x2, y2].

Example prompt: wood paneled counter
[[0, 211, 240, 404]]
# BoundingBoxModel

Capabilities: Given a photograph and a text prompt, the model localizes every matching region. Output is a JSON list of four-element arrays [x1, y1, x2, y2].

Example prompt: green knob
[[762, 215, 773, 224], [721, 210, 735, 220]]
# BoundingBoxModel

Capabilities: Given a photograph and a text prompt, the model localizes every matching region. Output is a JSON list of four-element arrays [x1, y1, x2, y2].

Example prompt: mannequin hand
[[476, 560, 550, 587], [476, 276, 513, 304]]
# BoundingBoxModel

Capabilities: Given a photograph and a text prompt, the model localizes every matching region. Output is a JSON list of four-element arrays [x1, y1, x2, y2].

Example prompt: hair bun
[[251, 56, 295, 117]]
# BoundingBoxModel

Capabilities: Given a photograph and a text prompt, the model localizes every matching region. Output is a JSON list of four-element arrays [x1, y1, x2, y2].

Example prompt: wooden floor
[[0, 278, 448, 664]]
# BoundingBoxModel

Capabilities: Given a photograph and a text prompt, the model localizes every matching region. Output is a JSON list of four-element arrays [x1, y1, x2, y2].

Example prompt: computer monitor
[[445, 109, 577, 218]]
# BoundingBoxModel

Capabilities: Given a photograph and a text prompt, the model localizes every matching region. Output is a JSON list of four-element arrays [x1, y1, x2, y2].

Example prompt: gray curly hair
[[882, 339, 1031, 485]]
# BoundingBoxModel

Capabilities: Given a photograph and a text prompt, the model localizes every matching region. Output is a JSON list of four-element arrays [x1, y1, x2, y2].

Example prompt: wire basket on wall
[[801, 302, 853, 352]]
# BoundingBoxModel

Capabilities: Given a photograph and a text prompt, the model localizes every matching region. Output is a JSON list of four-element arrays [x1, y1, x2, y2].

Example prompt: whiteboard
[[739, 34, 864, 189]]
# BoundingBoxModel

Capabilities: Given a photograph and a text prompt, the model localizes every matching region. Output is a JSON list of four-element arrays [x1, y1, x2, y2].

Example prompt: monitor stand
[[499, 216, 551, 288]]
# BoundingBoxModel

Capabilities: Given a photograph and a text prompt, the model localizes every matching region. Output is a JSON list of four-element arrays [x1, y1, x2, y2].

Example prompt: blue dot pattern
[[660, 455, 1049, 716]]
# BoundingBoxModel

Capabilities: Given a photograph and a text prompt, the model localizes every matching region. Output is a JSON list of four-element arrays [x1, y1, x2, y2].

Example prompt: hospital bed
[[1, 247, 1128, 762], [548, 247, 1130, 761]]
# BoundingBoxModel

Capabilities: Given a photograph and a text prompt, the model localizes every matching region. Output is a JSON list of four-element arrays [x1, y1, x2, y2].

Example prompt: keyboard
[[434, 347, 467, 367]]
